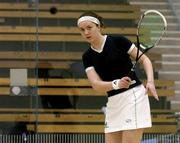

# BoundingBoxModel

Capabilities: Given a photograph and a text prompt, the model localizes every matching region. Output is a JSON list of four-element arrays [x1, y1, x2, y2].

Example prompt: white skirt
[[104, 84, 152, 133]]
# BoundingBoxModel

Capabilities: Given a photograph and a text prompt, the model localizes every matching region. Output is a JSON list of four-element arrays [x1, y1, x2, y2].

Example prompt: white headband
[[77, 16, 100, 26]]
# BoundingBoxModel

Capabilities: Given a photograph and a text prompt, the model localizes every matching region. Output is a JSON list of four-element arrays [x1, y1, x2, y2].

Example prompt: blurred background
[[0, 0, 180, 142]]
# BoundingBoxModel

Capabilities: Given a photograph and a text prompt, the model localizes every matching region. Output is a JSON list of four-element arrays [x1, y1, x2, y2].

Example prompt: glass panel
[[0, 0, 39, 140], [0, 0, 135, 142], [35, 0, 107, 142]]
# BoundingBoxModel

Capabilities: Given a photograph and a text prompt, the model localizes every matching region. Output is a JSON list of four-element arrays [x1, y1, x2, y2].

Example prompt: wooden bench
[[0, 11, 139, 20], [0, 3, 140, 41], [0, 51, 161, 70], [0, 3, 140, 13], [0, 108, 177, 133], [0, 26, 145, 42], [0, 3, 140, 27], [0, 34, 141, 42], [0, 26, 138, 35], [0, 78, 175, 97], [26, 114, 178, 133]]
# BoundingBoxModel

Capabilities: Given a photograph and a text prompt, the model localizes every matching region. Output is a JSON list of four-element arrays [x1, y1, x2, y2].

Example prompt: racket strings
[[129, 10, 167, 76], [138, 12, 166, 49]]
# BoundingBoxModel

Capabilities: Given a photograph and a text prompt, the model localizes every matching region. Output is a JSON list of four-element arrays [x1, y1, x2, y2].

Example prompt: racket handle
[[128, 69, 135, 80], [128, 70, 137, 85]]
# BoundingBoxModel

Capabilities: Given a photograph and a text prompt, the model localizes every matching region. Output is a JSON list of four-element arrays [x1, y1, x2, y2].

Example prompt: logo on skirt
[[125, 119, 132, 123]]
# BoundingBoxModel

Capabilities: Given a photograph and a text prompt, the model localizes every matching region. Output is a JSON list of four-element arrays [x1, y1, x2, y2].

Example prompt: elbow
[[91, 81, 103, 92], [140, 56, 152, 66], [91, 83, 100, 92]]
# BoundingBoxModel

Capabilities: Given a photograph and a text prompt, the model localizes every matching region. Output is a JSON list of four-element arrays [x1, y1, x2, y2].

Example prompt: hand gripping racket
[[128, 9, 167, 80]]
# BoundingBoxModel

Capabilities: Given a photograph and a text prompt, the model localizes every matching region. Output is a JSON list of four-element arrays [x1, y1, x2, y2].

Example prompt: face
[[78, 20, 101, 44]]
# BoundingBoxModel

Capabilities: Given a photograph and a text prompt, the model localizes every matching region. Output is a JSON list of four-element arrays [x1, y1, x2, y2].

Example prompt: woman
[[77, 11, 159, 143]]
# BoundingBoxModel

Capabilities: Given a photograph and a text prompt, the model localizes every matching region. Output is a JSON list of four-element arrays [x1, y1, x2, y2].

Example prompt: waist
[[107, 80, 142, 97]]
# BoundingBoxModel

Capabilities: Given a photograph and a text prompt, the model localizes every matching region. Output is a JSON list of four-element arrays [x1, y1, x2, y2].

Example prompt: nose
[[84, 29, 89, 35]]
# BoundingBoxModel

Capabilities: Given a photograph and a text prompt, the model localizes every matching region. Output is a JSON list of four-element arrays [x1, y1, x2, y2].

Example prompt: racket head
[[137, 10, 167, 51]]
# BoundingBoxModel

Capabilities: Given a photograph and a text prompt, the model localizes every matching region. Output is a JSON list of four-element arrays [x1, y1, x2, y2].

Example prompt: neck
[[91, 35, 105, 50]]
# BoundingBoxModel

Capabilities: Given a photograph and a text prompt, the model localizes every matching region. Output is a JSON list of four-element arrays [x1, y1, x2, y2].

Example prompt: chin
[[88, 38, 95, 43], [86, 38, 92, 43]]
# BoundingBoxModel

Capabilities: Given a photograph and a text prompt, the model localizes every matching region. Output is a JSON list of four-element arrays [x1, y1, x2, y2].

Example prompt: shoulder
[[108, 35, 131, 43], [111, 35, 133, 48], [107, 35, 134, 53], [82, 48, 92, 60]]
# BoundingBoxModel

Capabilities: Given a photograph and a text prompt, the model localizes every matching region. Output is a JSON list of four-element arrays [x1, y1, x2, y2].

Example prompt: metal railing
[[0, 133, 105, 143], [1, 133, 180, 143]]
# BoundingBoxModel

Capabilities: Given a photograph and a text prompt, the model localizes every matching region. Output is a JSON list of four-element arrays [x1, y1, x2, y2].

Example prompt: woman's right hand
[[119, 76, 132, 89], [146, 81, 159, 101]]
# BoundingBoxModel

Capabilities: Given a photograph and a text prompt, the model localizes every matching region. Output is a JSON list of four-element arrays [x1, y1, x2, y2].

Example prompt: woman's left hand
[[145, 81, 159, 101]]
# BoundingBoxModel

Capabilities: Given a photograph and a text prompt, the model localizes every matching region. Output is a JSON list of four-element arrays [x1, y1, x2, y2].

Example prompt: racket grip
[[127, 70, 134, 80]]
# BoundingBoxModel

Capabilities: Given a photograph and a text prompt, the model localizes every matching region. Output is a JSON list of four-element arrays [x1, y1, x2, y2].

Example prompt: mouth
[[86, 36, 91, 39]]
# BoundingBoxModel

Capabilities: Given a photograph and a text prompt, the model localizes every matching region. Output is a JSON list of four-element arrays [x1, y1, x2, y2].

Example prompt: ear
[[97, 24, 101, 29], [96, 24, 101, 31], [97, 25, 104, 34]]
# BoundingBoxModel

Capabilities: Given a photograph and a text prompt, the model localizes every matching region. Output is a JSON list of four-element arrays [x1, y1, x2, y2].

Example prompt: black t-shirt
[[82, 35, 141, 96]]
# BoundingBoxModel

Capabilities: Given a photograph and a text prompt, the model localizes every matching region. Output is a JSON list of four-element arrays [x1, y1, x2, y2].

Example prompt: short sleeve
[[114, 35, 134, 53]]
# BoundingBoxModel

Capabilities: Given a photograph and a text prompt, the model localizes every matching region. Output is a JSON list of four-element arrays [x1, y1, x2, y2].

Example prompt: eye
[[80, 28, 84, 31], [79, 28, 85, 32], [87, 25, 94, 29]]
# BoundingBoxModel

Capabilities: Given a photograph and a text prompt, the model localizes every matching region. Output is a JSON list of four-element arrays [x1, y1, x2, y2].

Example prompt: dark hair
[[78, 11, 105, 28]]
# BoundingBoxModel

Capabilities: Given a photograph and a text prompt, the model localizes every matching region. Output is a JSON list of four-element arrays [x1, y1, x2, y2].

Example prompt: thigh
[[122, 128, 144, 143], [105, 128, 144, 143], [105, 131, 123, 143]]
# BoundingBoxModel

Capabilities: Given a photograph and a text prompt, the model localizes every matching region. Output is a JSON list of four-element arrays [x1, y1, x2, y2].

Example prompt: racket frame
[[137, 9, 167, 50], [129, 9, 167, 78]]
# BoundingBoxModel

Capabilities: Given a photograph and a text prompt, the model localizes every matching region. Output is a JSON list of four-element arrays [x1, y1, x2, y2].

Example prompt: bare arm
[[129, 47, 159, 100], [86, 67, 131, 93]]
